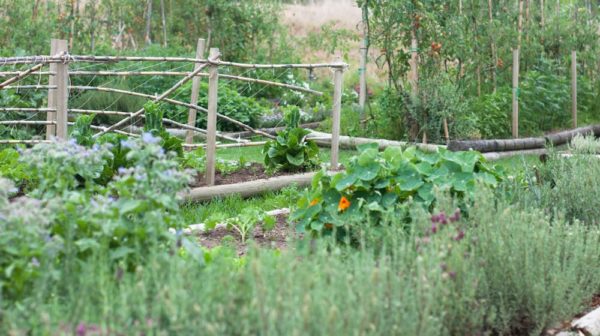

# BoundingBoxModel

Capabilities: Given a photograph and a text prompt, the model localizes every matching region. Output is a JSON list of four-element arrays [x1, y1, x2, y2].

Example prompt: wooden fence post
[[185, 38, 206, 145], [205, 48, 219, 186], [47, 39, 68, 139], [572, 50, 577, 128], [330, 57, 344, 170], [512, 48, 520, 138], [358, 38, 367, 114]]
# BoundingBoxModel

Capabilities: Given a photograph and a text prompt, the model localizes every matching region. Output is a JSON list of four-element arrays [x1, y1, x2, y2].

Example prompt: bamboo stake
[[572, 50, 578, 128], [0, 55, 347, 69], [0, 107, 56, 113], [186, 38, 206, 145], [517, 0, 524, 50], [443, 118, 450, 143], [205, 48, 219, 186], [71, 86, 275, 139], [512, 49, 520, 138], [68, 71, 323, 95], [66, 122, 138, 137], [0, 120, 56, 125], [0, 139, 51, 145], [47, 40, 59, 139], [0, 71, 53, 76], [160, 0, 167, 47], [2, 85, 56, 90], [488, 0, 498, 92], [67, 108, 244, 143], [92, 61, 212, 138], [331, 56, 344, 169], [144, 0, 152, 45], [182, 141, 266, 149], [0, 63, 45, 89], [358, 2, 368, 114]]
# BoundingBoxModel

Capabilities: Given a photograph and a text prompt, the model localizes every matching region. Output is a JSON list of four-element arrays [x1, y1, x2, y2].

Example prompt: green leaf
[[356, 163, 380, 181], [286, 152, 305, 166], [110, 247, 134, 260], [75, 238, 100, 252], [118, 200, 143, 215], [356, 142, 379, 152], [262, 215, 276, 231], [335, 172, 359, 191]]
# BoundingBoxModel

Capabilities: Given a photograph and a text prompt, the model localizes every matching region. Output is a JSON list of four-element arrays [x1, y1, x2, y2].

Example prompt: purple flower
[[120, 140, 134, 149], [117, 167, 128, 175], [142, 132, 160, 145], [449, 209, 461, 222], [31, 257, 40, 267], [440, 263, 448, 271], [76, 323, 86, 336], [454, 230, 465, 241], [448, 271, 457, 280], [430, 223, 438, 234]]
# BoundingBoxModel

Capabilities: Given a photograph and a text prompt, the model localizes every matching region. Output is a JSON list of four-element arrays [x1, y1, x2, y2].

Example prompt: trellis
[[0, 38, 347, 186]]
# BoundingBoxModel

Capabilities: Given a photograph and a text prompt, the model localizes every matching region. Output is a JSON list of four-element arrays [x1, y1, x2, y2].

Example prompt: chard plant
[[263, 106, 320, 172]]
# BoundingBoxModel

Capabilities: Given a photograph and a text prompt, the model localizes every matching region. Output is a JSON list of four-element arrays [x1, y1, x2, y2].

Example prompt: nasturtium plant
[[263, 106, 320, 172], [291, 144, 504, 237]]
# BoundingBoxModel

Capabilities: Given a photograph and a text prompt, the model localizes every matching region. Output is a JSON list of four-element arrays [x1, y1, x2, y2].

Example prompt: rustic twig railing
[[0, 38, 347, 186]]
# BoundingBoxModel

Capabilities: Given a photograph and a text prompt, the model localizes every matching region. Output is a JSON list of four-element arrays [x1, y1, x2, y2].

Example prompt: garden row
[[2, 124, 600, 334]]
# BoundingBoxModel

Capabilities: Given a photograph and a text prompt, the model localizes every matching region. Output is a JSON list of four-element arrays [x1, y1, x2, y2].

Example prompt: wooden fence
[[0, 38, 347, 186]]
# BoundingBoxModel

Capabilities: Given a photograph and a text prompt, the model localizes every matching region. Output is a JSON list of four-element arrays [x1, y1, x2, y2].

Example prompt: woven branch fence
[[0, 39, 347, 186]]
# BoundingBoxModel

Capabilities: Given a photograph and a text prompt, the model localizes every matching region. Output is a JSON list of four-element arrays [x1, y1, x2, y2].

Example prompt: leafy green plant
[[207, 207, 276, 243], [70, 114, 96, 147], [263, 107, 320, 172], [0, 178, 60, 300], [143, 102, 184, 157], [0, 148, 30, 185], [291, 144, 504, 238]]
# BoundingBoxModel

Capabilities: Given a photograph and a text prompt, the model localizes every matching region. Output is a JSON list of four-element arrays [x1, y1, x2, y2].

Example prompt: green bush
[[263, 107, 320, 172], [291, 144, 504, 241], [533, 135, 600, 225]]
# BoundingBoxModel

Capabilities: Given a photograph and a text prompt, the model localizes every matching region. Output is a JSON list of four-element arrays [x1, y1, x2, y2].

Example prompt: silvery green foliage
[[18, 139, 113, 198], [569, 134, 600, 155], [0, 178, 61, 299]]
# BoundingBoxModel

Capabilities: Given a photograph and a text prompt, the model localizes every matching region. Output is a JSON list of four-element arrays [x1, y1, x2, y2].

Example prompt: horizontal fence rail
[[0, 55, 348, 69]]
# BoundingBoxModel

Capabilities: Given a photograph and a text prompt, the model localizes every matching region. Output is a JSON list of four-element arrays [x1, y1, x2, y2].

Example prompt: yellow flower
[[338, 196, 351, 212]]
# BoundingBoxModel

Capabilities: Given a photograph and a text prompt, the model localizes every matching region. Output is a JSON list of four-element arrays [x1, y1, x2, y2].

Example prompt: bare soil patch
[[197, 214, 298, 256], [191, 163, 292, 187]]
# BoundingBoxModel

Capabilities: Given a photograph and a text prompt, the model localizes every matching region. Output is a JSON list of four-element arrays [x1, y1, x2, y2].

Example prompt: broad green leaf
[[335, 172, 359, 191], [286, 152, 305, 166]]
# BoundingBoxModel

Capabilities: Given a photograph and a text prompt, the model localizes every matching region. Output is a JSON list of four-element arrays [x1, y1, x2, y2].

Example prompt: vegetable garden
[[2, 1, 600, 335]]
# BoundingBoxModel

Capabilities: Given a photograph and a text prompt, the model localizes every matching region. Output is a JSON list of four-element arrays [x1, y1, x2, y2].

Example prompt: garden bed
[[197, 214, 296, 256], [190, 163, 291, 187]]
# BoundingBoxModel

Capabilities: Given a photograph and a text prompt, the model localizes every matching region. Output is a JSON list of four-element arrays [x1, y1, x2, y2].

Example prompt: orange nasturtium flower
[[338, 196, 351, 212], [309, 198, 320, 206]]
